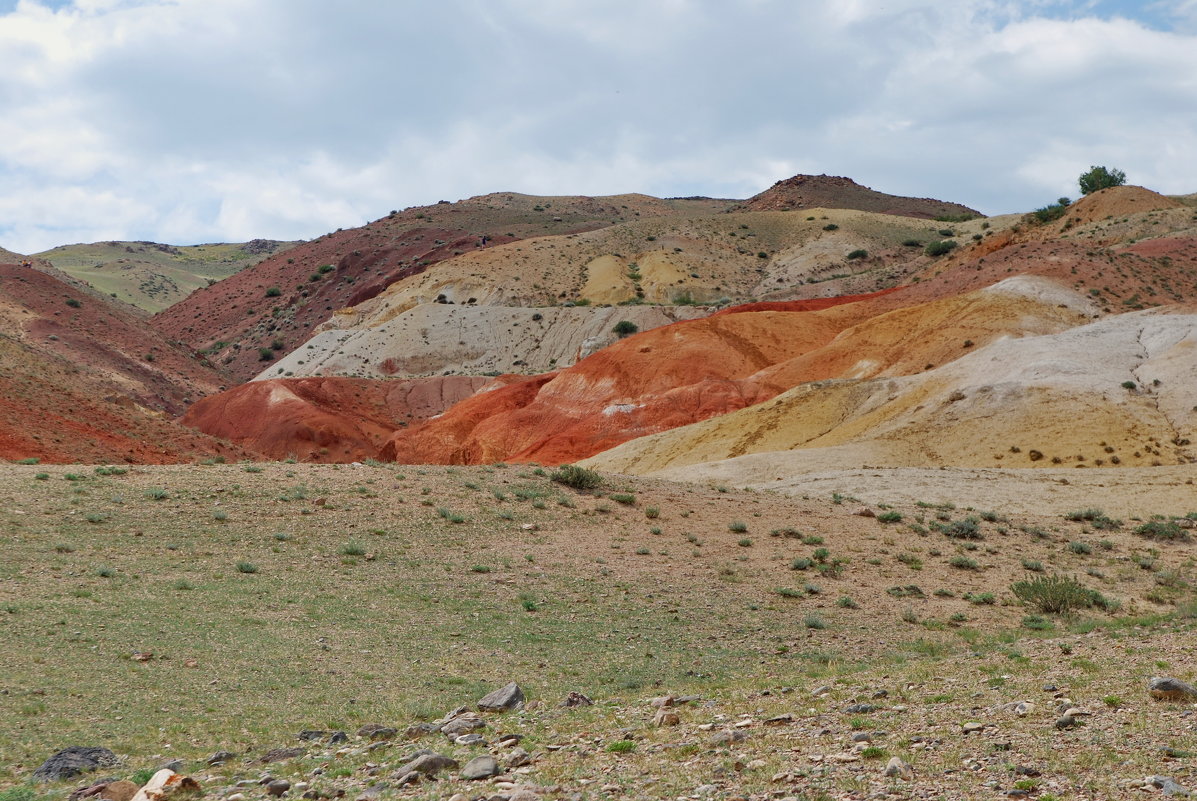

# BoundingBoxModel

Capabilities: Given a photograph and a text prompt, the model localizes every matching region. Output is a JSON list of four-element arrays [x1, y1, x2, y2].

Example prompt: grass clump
[[550, 464, 602, 490], [235, 561, 258, 574], [609, 493, 636, 505]]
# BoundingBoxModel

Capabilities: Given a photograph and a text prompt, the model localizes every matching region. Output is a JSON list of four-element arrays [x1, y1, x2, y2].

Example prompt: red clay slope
[[0, 262, 246, 463], [737, 174, 980, 219], [379, 307, 854, 465], [180, 375, 492, 462], [152, 193, 714, 382]]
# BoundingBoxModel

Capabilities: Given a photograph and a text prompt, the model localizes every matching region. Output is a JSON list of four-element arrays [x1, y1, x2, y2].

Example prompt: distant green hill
[[35, 239, 300, 313]]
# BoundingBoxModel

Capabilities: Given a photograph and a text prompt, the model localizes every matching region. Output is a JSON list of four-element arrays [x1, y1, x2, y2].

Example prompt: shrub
[[340, 542, 366, 556], [737, 538, 752, 547], [924, 240, 957, 257], [1078, 165, 1127, 195], [265, 286, 281, 297], [1065, 508, 1122, 530], [606, 740, 635, 753], [612, 320, 638, 338], [804, 613, 826, 630], [1011, 574, 1107, 613], [877, 510, 902, 524], [258, 347, 275, 361], [610, 493, 636, 505], [837, 596, 858, 609], [846, 249, 868, 260], [1068, 541, 1092, 555], [1135, 520, 1188, 541], [729, 520, 748, 533], [901, 239, 923, 247], [65, 298, 81, 308], [822, 223, 839, 231], [934, 516, 983, 540], [551, 464, 602, 490], [235, 561, 258, 574], [949, 555, 979, 570], [144, 488, 168, 500], [644, 506, 660, 519], [1029, 197, 1071, 224]]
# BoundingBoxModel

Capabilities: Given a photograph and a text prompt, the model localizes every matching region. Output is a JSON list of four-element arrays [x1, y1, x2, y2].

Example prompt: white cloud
[[0, 0, 1194, 253]]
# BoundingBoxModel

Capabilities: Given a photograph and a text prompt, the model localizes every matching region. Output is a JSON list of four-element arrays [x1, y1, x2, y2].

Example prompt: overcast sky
[[1, 0, 1195, 253]]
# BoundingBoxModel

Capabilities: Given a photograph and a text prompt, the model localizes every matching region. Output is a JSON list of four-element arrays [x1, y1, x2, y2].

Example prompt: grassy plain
[[1, 463, 1196, 799]]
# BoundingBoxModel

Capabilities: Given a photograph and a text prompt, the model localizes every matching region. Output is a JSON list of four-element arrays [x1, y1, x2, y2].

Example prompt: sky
[[1, 0, 1195, 253]]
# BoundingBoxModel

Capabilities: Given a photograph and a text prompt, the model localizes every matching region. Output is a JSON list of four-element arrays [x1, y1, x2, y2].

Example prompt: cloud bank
[[1, 0, 1194, 252]]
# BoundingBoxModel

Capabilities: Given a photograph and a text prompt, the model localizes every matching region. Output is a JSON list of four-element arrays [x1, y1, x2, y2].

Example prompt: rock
[[765, 713, 794, 726], [1144, 775, 1192, 795], [441, 715, 487, 738], [404, 722, 440, 739], [962, 721, 986, 734], [1054, 714, 1079, 729], [851, 732, 872, 743], [298, 730, 330, 741], [447, 795, 468, 801], [507, 790, 540, 801], [649, 695, 676, 708], [461, 755, 501, 780], [69, 780, 138, 801], [884, 756, 913, 778], [653, 708, 681, 727], [33, 747, 120, 783], [454, 732, 486, 747], [811, 685, 832, 697], [393, 771, 421, 787], [206, 751, 235, 766], [478, 682, 525, 712], [355, 724, 397, 740], [265, 780, 291, 797], [710, 729, 749, 746], [1150, 677, 1197, 701], [852, 506, 875, 518], [845, 704, 877, 714], [260, 747, 305, 763], [100, 781, 140, 801], [394, 751, 458, 777], [157, 760, 183, 773], [129, 771, 200, 801], [561, 691, 593, 707], [505, 748, 533, 769], [228, 795, 245, 801]]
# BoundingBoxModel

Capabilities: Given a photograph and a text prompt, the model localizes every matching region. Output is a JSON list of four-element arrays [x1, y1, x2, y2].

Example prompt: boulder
[[129, 771, 200, 801], [478, 682, 525, 712], [460, 755, 501, 780], [33, 747, 120, 783], [1150, 677, 1197, 701]]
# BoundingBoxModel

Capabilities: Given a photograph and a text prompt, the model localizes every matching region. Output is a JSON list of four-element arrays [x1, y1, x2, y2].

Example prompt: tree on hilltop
[[1078, 165, 1127, 195]]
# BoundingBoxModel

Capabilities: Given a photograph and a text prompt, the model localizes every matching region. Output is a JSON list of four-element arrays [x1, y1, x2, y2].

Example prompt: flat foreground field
[[2, 463, 1196, 800]]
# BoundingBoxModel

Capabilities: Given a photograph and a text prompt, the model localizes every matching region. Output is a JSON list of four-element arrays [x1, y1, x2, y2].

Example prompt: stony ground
[[1, 462, 1196, 801]]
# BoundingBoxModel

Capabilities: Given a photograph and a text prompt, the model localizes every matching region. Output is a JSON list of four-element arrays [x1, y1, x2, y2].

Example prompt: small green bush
[[846, 249, 868, 260], [1135, 520, 1188, 541], [612, 320, 638, 338], [924, 240, 957, 257], [877, 510, 902, 524], [1011, 574, 1109, 613], [551, 464, 602, 490], [729, 520, 748, 533], [235, 561, 258, 574], [610, 493, 636, 505]]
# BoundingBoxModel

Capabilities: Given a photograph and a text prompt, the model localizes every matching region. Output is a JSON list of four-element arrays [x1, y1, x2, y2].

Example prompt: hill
[[37, 239, 299, 313], [585, 305, 1197, 477], [264, 207, 982, 382], [152, 193, 727, 382], [179, 375, 492, 462], [377, 279, 1095, 465], [737, 173, 981, 219], [0, 260, 244, 463]]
